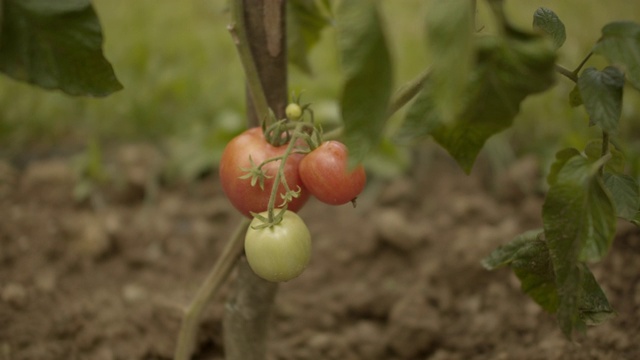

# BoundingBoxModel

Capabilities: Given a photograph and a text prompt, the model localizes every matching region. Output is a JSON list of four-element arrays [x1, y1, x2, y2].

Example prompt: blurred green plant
[[1, 0, 636, 159], [72, 138, 108, 203]]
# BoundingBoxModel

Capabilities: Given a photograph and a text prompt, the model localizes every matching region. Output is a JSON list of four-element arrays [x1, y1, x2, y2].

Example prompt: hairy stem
[[174, 218, 251, 360]]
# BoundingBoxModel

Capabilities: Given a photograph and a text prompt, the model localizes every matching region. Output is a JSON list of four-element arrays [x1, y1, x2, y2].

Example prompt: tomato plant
[[219, 127, 309, 217], [299, 141, 366, 205], [244, 210, 311, 283], [5, 0, 640, 359]]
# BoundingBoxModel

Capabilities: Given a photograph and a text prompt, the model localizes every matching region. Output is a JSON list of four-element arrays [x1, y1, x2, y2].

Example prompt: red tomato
[[219, 127, 309, 217], [299, 141, 366, 205]]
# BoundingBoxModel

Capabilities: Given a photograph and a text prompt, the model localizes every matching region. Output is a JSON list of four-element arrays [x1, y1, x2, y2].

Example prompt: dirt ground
[[1, 143, 639, 360]]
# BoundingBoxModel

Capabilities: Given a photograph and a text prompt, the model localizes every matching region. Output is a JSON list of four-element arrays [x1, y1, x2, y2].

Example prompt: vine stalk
[[228, 0, 271, 127], [174, 218, 250, 360], [223, 1, 287, 359]]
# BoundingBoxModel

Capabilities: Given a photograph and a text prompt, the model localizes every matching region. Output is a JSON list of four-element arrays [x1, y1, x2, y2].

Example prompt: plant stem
[[223, 257, 278, 360], [573, 51, 593, 75], [266, 122, 305, 222], [387, 68, 430, 118], [323, 67, 432, 142], [228, 0, 272, 127], [174, 218, 250, 360], [223, 2, 287, 360], [555, 64, 579, 83], [555, 52, 593, 83]]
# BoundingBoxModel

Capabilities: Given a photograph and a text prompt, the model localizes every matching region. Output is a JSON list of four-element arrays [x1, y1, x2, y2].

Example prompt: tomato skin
[[299, 141, 366, 205], [244, 210, 311, 282], [219, 127, 309, 217]]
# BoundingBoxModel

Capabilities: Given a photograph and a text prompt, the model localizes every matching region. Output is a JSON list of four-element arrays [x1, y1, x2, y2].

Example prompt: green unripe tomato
[[244, 210, 311, 282], [285, 103, 303, 121]]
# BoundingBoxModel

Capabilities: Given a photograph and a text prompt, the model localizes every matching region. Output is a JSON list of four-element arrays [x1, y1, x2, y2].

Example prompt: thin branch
[[555, 64, 579, 83], [573, 51, 593, 76], [265, 121, 305, 222], [387, 68, 430, 117], [174, 218, 250, 360], [322, 68, 431, 142]]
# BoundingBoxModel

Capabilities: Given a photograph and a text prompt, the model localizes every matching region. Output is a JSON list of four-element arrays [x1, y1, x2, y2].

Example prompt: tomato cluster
[[219, 125, 366, 282], [220, 127, 366, 216], [219, 127, 310, 217]]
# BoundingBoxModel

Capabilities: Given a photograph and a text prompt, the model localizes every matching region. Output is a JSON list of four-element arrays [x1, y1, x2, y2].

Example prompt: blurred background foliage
[[1, 0, 639, 181]]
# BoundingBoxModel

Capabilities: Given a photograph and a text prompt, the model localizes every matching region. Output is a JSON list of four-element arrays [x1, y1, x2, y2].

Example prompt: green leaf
[[569, 84, 583, 107], [546, 147, 581, 186], [484, 230, 615, 325], [400, 76, 439, 140], [0, 0, 122, 96], [632, 211, 640, 227], [507, 237, 559, 313], [543, 153, 616, 337], [533, 7, 566, 50], [577, 263, 616, 326], [583, 139, 626, 174], [482, 229, 559, 313], [336, 0, 393, 163], [603, 172, 640, 221], [577, 67, 624, 134], [287, 0, 329, 74], [425, 0, 474, 123], [593, 21, 640, 90], [403, 30, 556, 173], [545, 154, 617, 262], [482, 229, 545, 269]]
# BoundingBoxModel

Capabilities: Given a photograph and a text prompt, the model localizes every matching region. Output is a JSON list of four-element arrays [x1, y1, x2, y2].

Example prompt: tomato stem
[[573, 51, 593, 76], [320, 66, 431, 142], [556, 52, 593, 83], [174, 218, 251, 360], [388, 67, 431, 118], [265, 121, 307, 223], [228, 0, 272, 127]]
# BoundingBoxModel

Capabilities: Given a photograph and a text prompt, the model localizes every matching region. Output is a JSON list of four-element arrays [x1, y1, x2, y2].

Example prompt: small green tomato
[[285, 103, 303, 121], [245, 210, 311, 282]]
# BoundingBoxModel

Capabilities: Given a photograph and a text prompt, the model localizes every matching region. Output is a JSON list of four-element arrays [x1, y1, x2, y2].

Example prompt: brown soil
[[1, 144, 639, 360]]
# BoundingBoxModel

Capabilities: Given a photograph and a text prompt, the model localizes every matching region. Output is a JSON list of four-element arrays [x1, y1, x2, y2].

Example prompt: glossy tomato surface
[[219, 127, 309, 217], [299, 141, 366, 205], [244, 210, 311, 282]]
